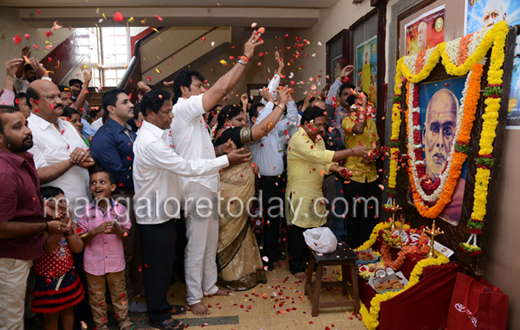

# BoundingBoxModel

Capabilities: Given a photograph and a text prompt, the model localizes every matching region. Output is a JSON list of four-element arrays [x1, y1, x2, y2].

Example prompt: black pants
[[139, 220, 177, 323], [258, 176, 284, 266], [287, 224, 311, 274], [344, 179, 380, 249], [173, 216, 187, 283], [73, 251, 93, 330]]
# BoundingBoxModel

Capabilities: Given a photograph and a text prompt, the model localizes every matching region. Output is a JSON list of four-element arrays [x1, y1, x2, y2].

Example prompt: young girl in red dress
[[31, 187, 84, 330]]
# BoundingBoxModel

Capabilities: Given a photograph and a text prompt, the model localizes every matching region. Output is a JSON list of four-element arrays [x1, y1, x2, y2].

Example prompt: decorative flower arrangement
[[380, 241, 406, 271], [459, 21, 507, 254], [354, 220, 449, 330], [387, 21, 508, 253], [359, 251, 451, 330], [401, 231, 430, 255], [354, 221, 409, 251], [358, 22, 508, 330]]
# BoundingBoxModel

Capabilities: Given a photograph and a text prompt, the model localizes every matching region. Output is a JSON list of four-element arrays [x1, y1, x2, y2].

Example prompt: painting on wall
[[332, 54, 342, 82], [465, 0, 520, 128], [405, 5, 445, 56], [355, 36, 378, 107], [407, 76, 468, 226]]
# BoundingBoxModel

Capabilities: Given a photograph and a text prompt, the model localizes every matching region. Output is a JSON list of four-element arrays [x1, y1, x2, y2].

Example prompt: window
[[88, 27, 130, 87]]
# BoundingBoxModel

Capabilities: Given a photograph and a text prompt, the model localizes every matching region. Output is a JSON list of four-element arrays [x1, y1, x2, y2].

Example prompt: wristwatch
[[218, 145, 226, 155]]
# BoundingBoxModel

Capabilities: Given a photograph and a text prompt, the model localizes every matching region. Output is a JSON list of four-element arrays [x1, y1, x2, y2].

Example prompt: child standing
[[78, 168, 134, 330], [31, 186, 85, 330]]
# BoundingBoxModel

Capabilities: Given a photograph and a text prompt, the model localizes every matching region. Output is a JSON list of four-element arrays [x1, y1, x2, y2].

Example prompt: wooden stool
[[304, 243, 360, 317]]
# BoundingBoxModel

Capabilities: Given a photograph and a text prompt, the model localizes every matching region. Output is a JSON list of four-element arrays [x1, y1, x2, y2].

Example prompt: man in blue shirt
[[90, 88, 146, 313]]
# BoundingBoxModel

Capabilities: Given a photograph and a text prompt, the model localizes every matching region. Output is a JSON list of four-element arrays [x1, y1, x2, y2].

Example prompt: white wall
[[0, 7, 73, 89], [129, 26, 148, 36], [196, 36, 286, 105], [288, 0, 373, 101]]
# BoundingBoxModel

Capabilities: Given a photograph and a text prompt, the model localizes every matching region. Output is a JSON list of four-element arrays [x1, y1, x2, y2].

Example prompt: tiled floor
[[110, 260, 367, 330]]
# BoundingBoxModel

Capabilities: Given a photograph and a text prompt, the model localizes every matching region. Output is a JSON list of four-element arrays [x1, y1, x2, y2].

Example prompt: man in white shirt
[[170, 30, 263, 317], [26, 79, 94, 220], [248, 57, 299, 270], [133, 89, 248, 330], [14, 47, 37, 94]]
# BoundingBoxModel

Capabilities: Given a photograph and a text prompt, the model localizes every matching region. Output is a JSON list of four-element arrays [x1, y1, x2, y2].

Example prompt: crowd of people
[[0, 28, 381, 330]]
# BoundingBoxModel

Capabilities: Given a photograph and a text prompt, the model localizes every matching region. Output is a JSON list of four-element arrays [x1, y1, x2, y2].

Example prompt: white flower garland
[[400, 29, 491, 75], [403, 53, 418, 74], [468, 26, 491, 55], [444, 40, 460, 64]]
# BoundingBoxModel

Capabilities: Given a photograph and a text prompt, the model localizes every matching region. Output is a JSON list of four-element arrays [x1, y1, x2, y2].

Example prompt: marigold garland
[[415, 50, 427, 74], [381, 241, 406, 271], [401, 232, 430, 255], [457, 33, 473, 66], [355, 221, 391, 251], [387, 22, 508, 224], [438, 25, 495, 76], [458, 64, 484, 144], [359, 252, 450, 330], [406, 63, 483, 218], [356, 23, 508, 330], [463, 21, 508, 253]]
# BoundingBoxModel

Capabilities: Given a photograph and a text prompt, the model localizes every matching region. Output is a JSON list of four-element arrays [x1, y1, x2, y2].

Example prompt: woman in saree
[[213, 87, 290, 290]]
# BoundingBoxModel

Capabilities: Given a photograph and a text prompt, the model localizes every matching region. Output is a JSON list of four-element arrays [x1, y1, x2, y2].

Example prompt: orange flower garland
[[457, 33, 473, 67], [406, 63, 485, 218], [457, 63, 484, 145], [414, 50, 427, 74], [381, 241, 406, 271], [401, 232, 430, 255]]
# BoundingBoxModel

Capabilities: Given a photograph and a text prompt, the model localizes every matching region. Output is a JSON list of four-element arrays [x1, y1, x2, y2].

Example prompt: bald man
[[482, 0, 507, 29], [423, 89, 458, 180], [417, 22, 428, 53], [421, 89, 465, 224], [25, 79, 94, 220]]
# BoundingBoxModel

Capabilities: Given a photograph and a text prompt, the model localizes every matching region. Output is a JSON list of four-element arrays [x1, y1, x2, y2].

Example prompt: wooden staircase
[[87, 86, 113, 110]]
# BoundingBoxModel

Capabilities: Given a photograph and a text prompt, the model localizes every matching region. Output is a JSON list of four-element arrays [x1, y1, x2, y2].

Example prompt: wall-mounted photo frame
[[464, 0, 520, 129], [326, 29, 349, 85], [393, 26, 518, 274]]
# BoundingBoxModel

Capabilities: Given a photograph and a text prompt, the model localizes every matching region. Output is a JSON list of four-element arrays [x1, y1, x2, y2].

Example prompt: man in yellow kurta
[[342, 92, 381, 249], [285, 107, 368, 280]]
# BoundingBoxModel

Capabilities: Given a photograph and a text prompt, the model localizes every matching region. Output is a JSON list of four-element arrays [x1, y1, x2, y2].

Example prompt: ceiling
[[1, 0, 340, 29], [0, 0, 339, 8]]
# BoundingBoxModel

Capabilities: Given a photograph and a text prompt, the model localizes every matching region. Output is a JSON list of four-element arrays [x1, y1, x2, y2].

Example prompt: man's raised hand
[[21, 46, 31, 59], [243, 29, 265, 59], [5, 58, 23, 79], [262, 87, 274, 104], [339, 65, 355, 80]]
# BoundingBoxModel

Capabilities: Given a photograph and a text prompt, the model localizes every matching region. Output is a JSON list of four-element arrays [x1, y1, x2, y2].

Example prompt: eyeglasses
[[314, 122, 328, 129]]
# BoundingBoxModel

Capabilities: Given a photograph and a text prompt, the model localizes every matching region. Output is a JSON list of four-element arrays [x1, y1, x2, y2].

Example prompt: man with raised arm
[[14, 47, 37, 93], [169, 30, 263, 317], [249, 52, 299, 270], [133, 89, 249, 330], [326, 64, 356, 144]]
